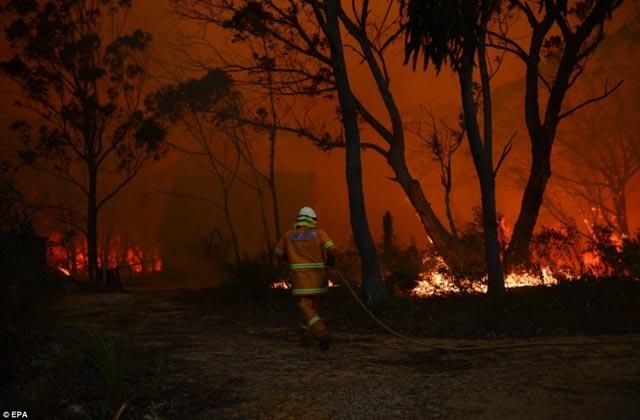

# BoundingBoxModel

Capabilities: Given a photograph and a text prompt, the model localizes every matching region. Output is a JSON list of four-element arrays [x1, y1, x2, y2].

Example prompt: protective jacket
[[274, 225, 335, 296]]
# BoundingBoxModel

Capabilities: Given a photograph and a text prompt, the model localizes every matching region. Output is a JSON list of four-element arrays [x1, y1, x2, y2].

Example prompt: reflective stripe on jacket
[[274, 226, 335, 295]]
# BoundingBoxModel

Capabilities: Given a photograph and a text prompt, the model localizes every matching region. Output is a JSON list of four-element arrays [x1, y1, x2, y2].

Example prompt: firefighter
[[274, 206, 336, 351]]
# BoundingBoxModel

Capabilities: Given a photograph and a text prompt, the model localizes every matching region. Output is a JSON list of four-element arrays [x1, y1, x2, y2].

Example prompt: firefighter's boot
[[297, 297, 331, 350], [308, 315, 331, 351], [318, 333, 332, 351], [298, 325, 315, 347]]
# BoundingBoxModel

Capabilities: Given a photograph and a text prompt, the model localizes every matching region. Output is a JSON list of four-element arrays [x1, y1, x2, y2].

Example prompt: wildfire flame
[[412, 262, 566, 297], [48, 232, 163, 278], [270, 279, 337, 290], [271, 279, 290, 289]]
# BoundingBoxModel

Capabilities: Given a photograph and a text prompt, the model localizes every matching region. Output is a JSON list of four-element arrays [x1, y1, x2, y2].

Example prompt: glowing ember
[[57, 266, 71, 276], [271, 279, 290, 289]]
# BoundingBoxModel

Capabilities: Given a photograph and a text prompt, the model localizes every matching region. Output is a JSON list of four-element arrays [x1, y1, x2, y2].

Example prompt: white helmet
[[297, 206, 317, 222]]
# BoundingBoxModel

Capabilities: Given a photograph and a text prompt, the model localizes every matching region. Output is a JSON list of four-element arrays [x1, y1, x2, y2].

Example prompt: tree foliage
[[2, 0, 167, 180], [0, 160, 35, 235], [0, 0, 168, 280], [402, 0, 501, 72], [146, 69, 240, 123]]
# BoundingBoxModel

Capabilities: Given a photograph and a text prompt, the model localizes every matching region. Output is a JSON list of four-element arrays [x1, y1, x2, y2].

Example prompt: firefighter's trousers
[[296, 295, 330, 343]]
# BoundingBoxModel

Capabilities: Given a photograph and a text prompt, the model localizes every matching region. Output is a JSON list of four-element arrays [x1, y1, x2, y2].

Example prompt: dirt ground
[[22, 288, 639, 420]]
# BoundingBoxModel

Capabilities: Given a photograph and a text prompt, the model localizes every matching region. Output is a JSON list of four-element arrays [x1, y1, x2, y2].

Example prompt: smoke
[[2, 0, 638, 281]]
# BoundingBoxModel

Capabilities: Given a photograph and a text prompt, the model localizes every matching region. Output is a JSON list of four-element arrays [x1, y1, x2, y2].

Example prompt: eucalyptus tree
[[402, 0, 508, 295], [1, 0, 168, 282]]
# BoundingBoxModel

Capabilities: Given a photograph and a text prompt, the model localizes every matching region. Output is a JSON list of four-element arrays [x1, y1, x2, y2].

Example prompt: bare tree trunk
[[87, 166, 98, 284], [268, 135, 281, 240], [457, 23, 505, 296], [479, 174, 504, 295], [67, 209, 79, 277], [613, 185, 630, 236], [323, 0, 387, 306], [70, 237, 78, 277], [507, 146, 552, 268], [101, 224, 113, 270], [253, 177, 273, 254], [443, 167, 458, 239], [505, 22, 559, 269], [222, 185, 241, 262], [237, 135, 274, 256], [388, 156, 464, 266], [266, 67, 282, 240]]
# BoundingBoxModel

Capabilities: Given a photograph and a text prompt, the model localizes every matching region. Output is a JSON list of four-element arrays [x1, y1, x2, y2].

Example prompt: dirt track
[[40, 291, 640, 419]]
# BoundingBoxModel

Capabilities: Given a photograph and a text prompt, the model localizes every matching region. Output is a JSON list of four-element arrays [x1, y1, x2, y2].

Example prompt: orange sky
[[121, 0, 523, 246], [2, 1, 638, 252]]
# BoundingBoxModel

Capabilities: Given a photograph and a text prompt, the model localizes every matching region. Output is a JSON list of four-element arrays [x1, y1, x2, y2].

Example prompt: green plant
[[151, 355, 165, 402], [77, 328, 131, 405]]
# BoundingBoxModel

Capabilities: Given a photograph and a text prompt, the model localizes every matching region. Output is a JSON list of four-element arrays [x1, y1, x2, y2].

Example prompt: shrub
[[219, 254, 285, 300], [380, 239, 424, 293], [445, 208, 497, 287], [589, 226, 640, 278], [378, 212, 424, 293], [531, 223, 585, 276], [331, 239, 362, 285], [201, 229, 233, 269], [202, 229, 285, 292], [420, 207, 510, 294]]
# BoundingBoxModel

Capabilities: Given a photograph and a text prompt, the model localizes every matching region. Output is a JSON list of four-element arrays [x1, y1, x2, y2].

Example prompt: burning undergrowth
[[258, 219, 640, 299], [399, 222, 640, 298]]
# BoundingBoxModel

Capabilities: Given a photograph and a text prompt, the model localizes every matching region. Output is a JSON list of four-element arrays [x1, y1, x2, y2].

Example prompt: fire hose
[[333, 267, 640, 352]]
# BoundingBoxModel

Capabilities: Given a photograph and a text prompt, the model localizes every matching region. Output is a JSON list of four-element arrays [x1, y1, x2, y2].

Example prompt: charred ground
[[2, 278, 639, 418]]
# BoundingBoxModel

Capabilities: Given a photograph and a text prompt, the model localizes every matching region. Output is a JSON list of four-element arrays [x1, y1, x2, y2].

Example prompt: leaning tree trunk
[[387, 153, 465, 267], [324, 0, 387, 306], [505, 144, 552, 269]]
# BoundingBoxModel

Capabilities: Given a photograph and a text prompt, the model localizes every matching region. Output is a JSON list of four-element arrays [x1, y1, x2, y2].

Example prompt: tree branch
[[558, 79, 623, 120], [494, 131, 517, 177]]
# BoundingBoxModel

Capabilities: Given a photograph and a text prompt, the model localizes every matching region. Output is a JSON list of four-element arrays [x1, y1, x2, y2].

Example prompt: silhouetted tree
[[406, 107, 467, 239], [321, 0, 388, 305], [547, 16, 640, 237], [146, 70, 246, 261], [556, 101, 640, 236], [172, 0, 390, 305], [401, 0, 508, 295], [1, 0, 168, 282], [487, 0, 623, 268]]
